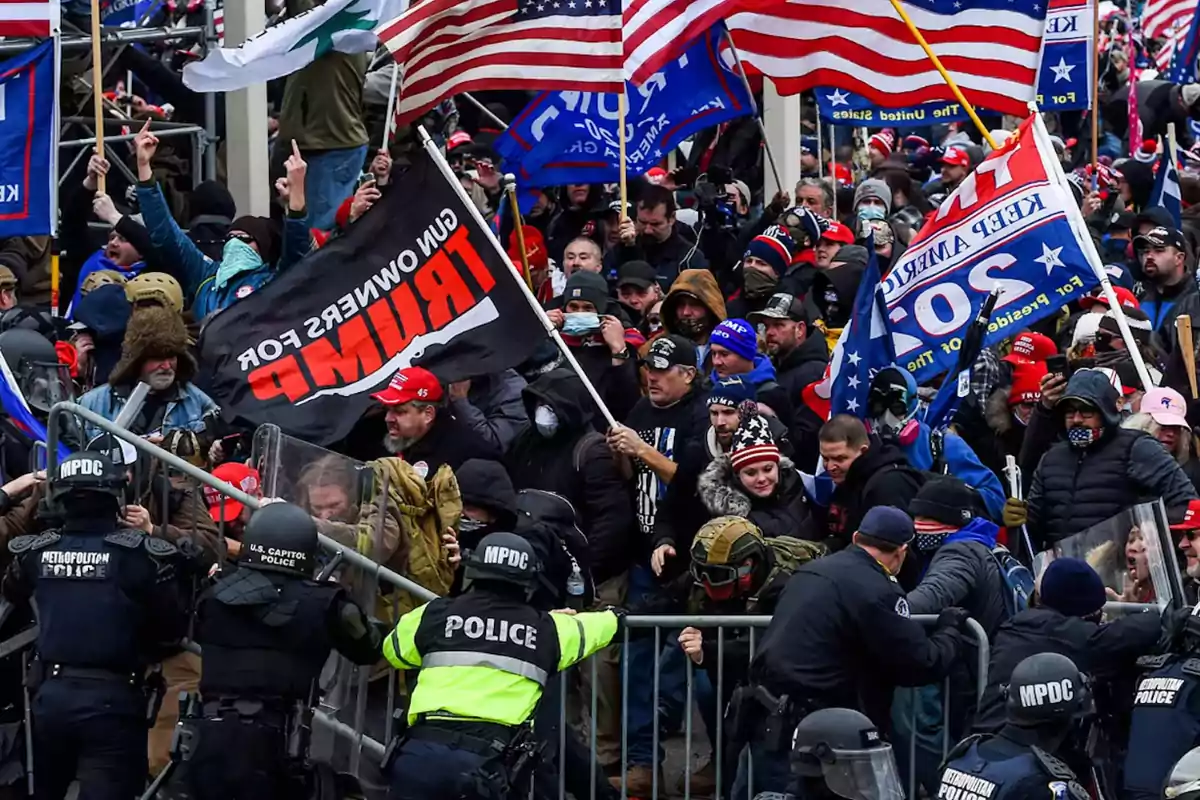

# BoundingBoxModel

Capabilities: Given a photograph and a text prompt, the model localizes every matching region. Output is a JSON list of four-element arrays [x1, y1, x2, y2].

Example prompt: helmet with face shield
[[0, 328, 73, 416], [791, 707, 904, 800]]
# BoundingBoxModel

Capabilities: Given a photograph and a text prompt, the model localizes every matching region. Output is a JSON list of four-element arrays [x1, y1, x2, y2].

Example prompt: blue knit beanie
[[710, 318, 758, 362], [707, 375, 756, 408], [1039, 558, 1106, 618], [744, 227, 795, 276]]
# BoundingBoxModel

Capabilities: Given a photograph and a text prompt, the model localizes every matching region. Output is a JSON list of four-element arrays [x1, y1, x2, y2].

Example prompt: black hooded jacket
[[1026, 370, 1197, 548], [504, 368, 636, 582], [819, 435, 924, 550]]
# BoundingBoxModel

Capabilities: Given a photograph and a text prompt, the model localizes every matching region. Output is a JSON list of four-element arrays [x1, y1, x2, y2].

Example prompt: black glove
[[936, 606, 971, 632]]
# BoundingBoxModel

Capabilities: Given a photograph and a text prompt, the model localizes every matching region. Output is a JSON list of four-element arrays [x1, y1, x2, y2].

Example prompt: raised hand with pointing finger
[[284, 139, 307, 213], [134, 120, 159, 182]]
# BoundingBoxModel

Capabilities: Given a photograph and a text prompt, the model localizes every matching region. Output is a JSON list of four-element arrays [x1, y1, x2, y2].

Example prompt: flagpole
[[887, 0, 998, 149], [89, 0, 106, 193], [618, 90, 628, 216], [817, 113, 824, 180], [1091, 0, 1099, 176], [381, 62, 399, 151], [1029, 103, 1155, 390], [416, 126, 620, 429], [459, 91, 510, 130], [506, 183, 534, 291], [721, 29, 784, 197]]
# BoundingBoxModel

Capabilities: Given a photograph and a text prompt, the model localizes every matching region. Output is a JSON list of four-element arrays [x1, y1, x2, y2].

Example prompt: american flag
[[624, 0, 743, 85], [375, 0, 622, 126], [726, 0, 1048, 117], [1145, 0, 1198, 70], [0, 0, 58, 37], [214, 5, 223, 44]]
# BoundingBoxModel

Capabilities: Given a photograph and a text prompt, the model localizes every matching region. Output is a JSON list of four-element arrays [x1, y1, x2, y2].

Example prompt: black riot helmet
[[790, 708, 904, 800], [463, 532, 539, 595], [240, 502, 318, 577], [0, 328, 72, 414], [46, 451, 127, 517], [1004, 653, 1091, 727], [1166, 747, 1200, 800]]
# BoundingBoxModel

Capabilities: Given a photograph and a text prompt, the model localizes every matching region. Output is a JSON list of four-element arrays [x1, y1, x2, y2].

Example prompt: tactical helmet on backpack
[[125, 272, 184, 313]]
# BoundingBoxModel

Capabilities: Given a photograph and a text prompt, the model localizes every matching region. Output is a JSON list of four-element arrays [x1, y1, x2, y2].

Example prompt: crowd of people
[[11, 0, 1200, 798]]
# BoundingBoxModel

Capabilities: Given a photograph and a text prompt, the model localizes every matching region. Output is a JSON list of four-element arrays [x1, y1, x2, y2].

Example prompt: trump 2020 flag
[[0, 41, 56, 238], [1149, 137, 1183, 227], [182, 0, 406, 92], [883, 116, 1100, 383], [494, 24, 752, 199]]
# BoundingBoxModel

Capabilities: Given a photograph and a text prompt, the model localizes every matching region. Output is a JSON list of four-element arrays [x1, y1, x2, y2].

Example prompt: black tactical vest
[[195, 568, 342, 700], [1124, 656, 1200, 800]]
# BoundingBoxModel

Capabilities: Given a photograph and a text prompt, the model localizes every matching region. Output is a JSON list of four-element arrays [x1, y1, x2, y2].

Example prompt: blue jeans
[[300, 144, 368, 231], [622, 564, 717, 768]]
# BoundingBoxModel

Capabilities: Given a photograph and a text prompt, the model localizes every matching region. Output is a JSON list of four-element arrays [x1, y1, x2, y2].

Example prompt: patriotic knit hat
[[869, 130, 896, 157], [744, 227, 795, 276], [710, 319, 759, 362], [730, 414, 781, 471], [1134, 138, 1158, 164]]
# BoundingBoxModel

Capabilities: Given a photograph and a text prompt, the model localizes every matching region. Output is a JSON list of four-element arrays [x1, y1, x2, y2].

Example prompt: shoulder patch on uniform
[[104, 530, 145, 549], [8, 531, 58, 554], [894, 597, 910, 618], [1031, 746, 1082, 789], [1137, 654, 1170, 670], [144, 537, 179, 558]]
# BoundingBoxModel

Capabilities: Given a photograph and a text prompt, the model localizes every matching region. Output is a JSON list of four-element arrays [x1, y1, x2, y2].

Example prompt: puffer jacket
[[697, 456, 816, 540], [907, 519, 1009, 639], [1027, 370, 1198, 549]]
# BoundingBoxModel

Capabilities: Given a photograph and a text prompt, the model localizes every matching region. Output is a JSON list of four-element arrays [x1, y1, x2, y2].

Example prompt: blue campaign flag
[[829, 242, 895, 418], [101, 0, 160, 26], [1149, 139, 1183, 227], [495, 24, 752, 204], [816, 0, 1093, 124], [883, 114, 1099, 383], [0, 41, 55, 239], [1167, 2, 1200, 84]]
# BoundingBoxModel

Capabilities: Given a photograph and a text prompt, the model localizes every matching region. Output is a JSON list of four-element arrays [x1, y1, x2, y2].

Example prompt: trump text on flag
[[880, 117, 1097, 380]]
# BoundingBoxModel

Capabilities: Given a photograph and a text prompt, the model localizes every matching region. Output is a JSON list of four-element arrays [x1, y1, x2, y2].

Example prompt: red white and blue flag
[[726, 0, 1048, 117], [0, 41, 56, 238], [0, 0, 58, 37], [884, 115, 1101, 383]]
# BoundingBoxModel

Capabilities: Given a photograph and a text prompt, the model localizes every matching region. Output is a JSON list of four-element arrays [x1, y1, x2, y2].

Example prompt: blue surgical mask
[[857, 205, 886, 222], [216, 238, 265, 289], [562, 312, 601, 336]]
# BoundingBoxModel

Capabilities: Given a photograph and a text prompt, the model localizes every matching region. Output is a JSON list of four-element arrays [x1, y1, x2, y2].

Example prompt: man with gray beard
[[371, 366, 500, 478], [78, 306, 219, 442]]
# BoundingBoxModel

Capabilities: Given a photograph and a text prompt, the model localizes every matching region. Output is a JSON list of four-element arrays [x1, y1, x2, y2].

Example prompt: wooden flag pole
[[887, 0, 998, 149], [90, 0, 106, 193], [506, 185, 533, 291], [1091, 0, 1099, 177], [1178, 315, 1198, 400], [618, 90, 628, 216], [721, 29, 784, 196]]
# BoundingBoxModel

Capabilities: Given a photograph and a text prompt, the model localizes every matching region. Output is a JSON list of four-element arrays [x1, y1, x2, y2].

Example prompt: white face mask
[[534, 405, 559, 438]]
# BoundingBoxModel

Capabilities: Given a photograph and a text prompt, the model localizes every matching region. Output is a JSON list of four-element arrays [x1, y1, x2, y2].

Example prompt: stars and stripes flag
[[1166, 2, 1200, 82], [1145, 0, 1199, 71], [726, 0, 1049, 117], [624, 0, 746, 84], [375, 0, 622, 126], [0, 0, 59, 37]]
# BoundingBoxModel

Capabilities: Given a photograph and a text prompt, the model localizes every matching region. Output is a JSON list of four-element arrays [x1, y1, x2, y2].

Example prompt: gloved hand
[[1002, 497, 1028, 528], [937, 606, 971, 632]]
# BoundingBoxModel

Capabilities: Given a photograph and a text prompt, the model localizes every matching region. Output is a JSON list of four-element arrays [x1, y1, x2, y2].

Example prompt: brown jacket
[[0, 236, 51, 305]]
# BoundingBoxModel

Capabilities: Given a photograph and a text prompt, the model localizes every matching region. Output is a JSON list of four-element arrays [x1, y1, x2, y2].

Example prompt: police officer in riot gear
[[1124, 600, 1200, 800], [790, 708, 905, 800], [181, 501, 382, 800], [936, 653, 1092, 800], [382, 531, 622, 800], [1166, 747, 1200, 800], [1, 451, 191, 800]]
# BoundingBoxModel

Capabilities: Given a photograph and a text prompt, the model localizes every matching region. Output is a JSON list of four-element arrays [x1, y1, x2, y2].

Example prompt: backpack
[[989, 543, 1035, 617], [514, 489, 596, 610]]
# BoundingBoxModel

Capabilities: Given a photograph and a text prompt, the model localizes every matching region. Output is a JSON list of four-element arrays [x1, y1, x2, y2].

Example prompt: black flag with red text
[[197, 147, 548, 445]]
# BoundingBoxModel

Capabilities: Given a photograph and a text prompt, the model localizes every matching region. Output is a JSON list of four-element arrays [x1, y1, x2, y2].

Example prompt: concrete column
[[223, 0, 269, 216], [762, 79, 801, 200]]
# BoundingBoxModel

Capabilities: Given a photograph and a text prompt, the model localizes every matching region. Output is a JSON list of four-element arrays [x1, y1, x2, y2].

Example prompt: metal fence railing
[[36, 401, 1153, 798]]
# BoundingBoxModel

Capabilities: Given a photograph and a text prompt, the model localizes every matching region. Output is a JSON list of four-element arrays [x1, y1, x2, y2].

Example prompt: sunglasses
[[224, 232, 255, 245]]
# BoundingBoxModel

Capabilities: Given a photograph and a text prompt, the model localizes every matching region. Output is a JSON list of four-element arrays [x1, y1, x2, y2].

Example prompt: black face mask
[[743, 269, 779, 299]]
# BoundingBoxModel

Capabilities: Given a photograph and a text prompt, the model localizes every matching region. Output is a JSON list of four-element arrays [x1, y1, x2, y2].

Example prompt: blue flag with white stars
[[1149, 138, 1183, 227], [1167, 2, 1200, 84], [494, 23, 752, 208], [829, 243, 895, 418]]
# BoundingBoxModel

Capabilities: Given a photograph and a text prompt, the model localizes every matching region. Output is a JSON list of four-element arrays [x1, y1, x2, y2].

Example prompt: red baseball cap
[[447, 131, 473, 151], [942, 147, 971, 168], [1171, 499, 1200, 532], [1079, 286, 1140, 311], [820, 220, 856, 245], [372, 366, 444, 406], [205, 462, 261, 523], [1002, 332, 1058, 365]]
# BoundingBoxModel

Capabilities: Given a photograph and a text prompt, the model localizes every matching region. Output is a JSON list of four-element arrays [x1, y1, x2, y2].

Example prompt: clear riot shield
[[250, 424, 386, 771], [1035, 500, 1185, 612]]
